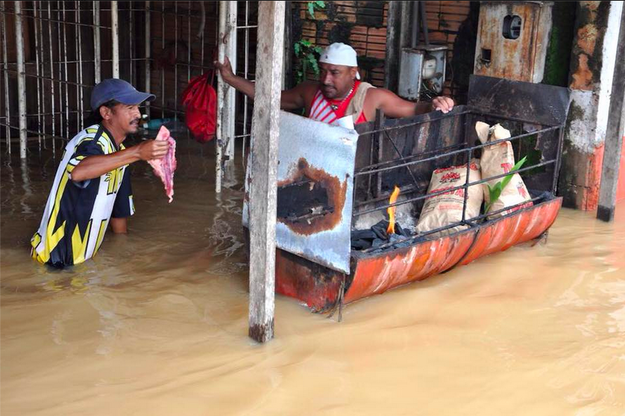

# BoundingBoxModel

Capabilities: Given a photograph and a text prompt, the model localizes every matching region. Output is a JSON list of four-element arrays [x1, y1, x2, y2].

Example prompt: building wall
[[293, 0, 473, 99], [560, 1, 624, 210]]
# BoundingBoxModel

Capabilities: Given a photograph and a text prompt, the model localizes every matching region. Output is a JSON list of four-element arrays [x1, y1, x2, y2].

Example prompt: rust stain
[[277, 158, 347, 236], [577, 24, 598, 55], [571, 54, 593, 90]]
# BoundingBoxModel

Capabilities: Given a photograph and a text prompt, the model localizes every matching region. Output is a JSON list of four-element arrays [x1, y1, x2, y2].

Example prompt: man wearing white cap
[[215, 42, 454, 126]]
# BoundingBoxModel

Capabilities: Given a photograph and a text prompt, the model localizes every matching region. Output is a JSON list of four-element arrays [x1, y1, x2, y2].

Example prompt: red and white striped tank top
[[308, 81, 367, 125]]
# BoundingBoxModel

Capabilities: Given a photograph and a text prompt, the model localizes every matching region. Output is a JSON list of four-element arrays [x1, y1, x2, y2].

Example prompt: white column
[[15, 1, 27, 159]]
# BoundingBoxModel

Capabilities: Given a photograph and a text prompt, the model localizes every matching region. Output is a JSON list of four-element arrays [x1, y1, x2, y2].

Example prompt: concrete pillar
[[559, 1, 624, 210]]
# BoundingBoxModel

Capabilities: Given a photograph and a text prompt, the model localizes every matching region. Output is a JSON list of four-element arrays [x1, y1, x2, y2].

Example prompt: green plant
[[484, 156, 527, 214], [294, 39, 322, 83], [307, 1, 325, 18]]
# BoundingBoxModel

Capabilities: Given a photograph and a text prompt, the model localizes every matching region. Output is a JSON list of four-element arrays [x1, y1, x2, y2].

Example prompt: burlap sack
[[475, 122, 532, 217], [416, 160, 483, 235]]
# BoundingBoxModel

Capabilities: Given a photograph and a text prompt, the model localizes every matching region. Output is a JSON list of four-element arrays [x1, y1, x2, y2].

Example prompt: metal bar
[[2, 69, 106, 88], [399, 1, 411, 49], [187, 1, 191, 84], [6, 12, 113, 30], [37, 1, 46, 149], [384, 1, 401, 91], [357, 142, 466, 173], [242, 1, 250, 162], [111, 1, 119, 78], [15, 1, 27, 158], [382, 128, 420, 190], [33, 1, 42, 151], [62, 1, 69, 138], [354, 125, 562, 177], [174, 1, 178, 115], [145, 1, 150, 119], [362, 109, 473, 135], [0, 123, 68, 140], [48, 1, 56, 152], [411, 0, 418, 48], [161, 1, 164, 118], [77, 1, 84, 131], [355, 159, 557, 215], [129, 3, 133, 84], [461, 149, 473, 221], [93, 1, 101, 83], [420, 1, 429, 46], [225, 1, 237, 159], [360, 195, 548, 254], [2, 1, 12, 153], [216, 1, 227, 193]]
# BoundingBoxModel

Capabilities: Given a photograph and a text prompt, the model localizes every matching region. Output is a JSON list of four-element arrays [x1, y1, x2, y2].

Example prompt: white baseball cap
[[319, 43, 361, 80]]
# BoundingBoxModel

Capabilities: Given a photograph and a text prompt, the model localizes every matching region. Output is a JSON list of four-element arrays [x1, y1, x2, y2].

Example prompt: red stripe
[[312, 100, 332, 121], [309, 92, 324, 116], [314, 105, 332, 121]]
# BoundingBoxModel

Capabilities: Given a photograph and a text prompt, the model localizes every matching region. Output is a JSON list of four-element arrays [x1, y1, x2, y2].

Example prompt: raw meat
[[148, 125, 177, 203]]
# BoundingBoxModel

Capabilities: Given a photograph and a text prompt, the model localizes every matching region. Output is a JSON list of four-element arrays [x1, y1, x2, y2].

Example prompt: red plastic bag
[[181, 72, 217, 143]]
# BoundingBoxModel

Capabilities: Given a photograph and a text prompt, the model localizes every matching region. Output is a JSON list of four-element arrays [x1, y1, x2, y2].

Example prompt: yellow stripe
[[71, 220, 92, 264], [86, 128, 98, 134], [37, 165, 74, 263], [100, 131, 115, 154], [92, 219, 108, 257], [30, 233, 43, 262]]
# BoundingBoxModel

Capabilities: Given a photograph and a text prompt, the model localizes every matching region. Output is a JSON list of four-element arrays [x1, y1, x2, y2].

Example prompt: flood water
[[2, 137, 625, 416]]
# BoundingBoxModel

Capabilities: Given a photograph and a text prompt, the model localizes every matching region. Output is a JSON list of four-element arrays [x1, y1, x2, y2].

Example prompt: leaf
[[294, 43, 301, 56], [308, 2, 315, 18], [485, 156, 528, 213], [310, 58, 319, 75], [316, 1, 326, 7]]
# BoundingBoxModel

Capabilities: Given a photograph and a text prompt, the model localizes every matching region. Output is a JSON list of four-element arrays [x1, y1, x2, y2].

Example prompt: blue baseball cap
[[90, 78, 155, 110]]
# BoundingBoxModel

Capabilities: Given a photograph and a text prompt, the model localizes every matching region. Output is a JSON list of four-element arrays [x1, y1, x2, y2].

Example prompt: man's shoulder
[[67, 125, 115, 154]]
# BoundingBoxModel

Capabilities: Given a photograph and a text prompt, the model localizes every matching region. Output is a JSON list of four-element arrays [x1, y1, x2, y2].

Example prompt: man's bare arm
[[364, 88, 455, 120], [214, 56, 308, 111], [70, 140, 168, 182]]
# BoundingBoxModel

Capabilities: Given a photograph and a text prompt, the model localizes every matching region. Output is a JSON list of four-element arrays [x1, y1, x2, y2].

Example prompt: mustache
[[131, 118, 141, 124]]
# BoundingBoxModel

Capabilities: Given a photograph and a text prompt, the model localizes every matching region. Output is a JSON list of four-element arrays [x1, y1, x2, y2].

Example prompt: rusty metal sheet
[[243, 111, 359, 274], [468, 75, 571, 126]]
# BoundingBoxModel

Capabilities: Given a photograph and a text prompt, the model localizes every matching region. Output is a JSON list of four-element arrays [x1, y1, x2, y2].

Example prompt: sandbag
[[416, 160, 483, 235], [475, 122, 532, 217]]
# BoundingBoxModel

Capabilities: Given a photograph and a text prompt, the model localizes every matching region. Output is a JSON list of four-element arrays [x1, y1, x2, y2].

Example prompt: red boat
[[244, 76, 572, 314]]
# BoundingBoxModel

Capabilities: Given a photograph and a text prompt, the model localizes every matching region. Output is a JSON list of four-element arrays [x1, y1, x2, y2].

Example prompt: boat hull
[[274, 196, 563, 311]]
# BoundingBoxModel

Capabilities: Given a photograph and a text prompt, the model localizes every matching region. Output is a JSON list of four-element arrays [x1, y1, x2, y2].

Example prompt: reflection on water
[[1, 139, 625, 416]]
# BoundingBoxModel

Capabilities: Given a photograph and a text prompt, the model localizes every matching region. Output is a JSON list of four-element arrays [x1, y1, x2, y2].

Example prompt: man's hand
[[137, 139, 169, 161], [214, 56, 235, 83], [431, 96, 455, 114]]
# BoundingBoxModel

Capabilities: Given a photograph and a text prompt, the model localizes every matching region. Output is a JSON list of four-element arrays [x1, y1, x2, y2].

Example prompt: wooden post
[[248, 1, 285, 343], [597, 8, 625, 222]]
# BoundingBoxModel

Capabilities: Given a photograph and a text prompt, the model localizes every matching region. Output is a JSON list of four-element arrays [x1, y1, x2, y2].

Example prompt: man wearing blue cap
[[215, 42, 454, 127], [30, 78, 169, 268]]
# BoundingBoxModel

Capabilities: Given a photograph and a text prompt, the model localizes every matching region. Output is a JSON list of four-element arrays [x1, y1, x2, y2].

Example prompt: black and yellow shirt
[[31, 125, 135, 267]]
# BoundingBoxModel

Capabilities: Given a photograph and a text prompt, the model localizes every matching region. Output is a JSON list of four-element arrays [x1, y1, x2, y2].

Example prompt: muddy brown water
[[2, 138, 624, 416]]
